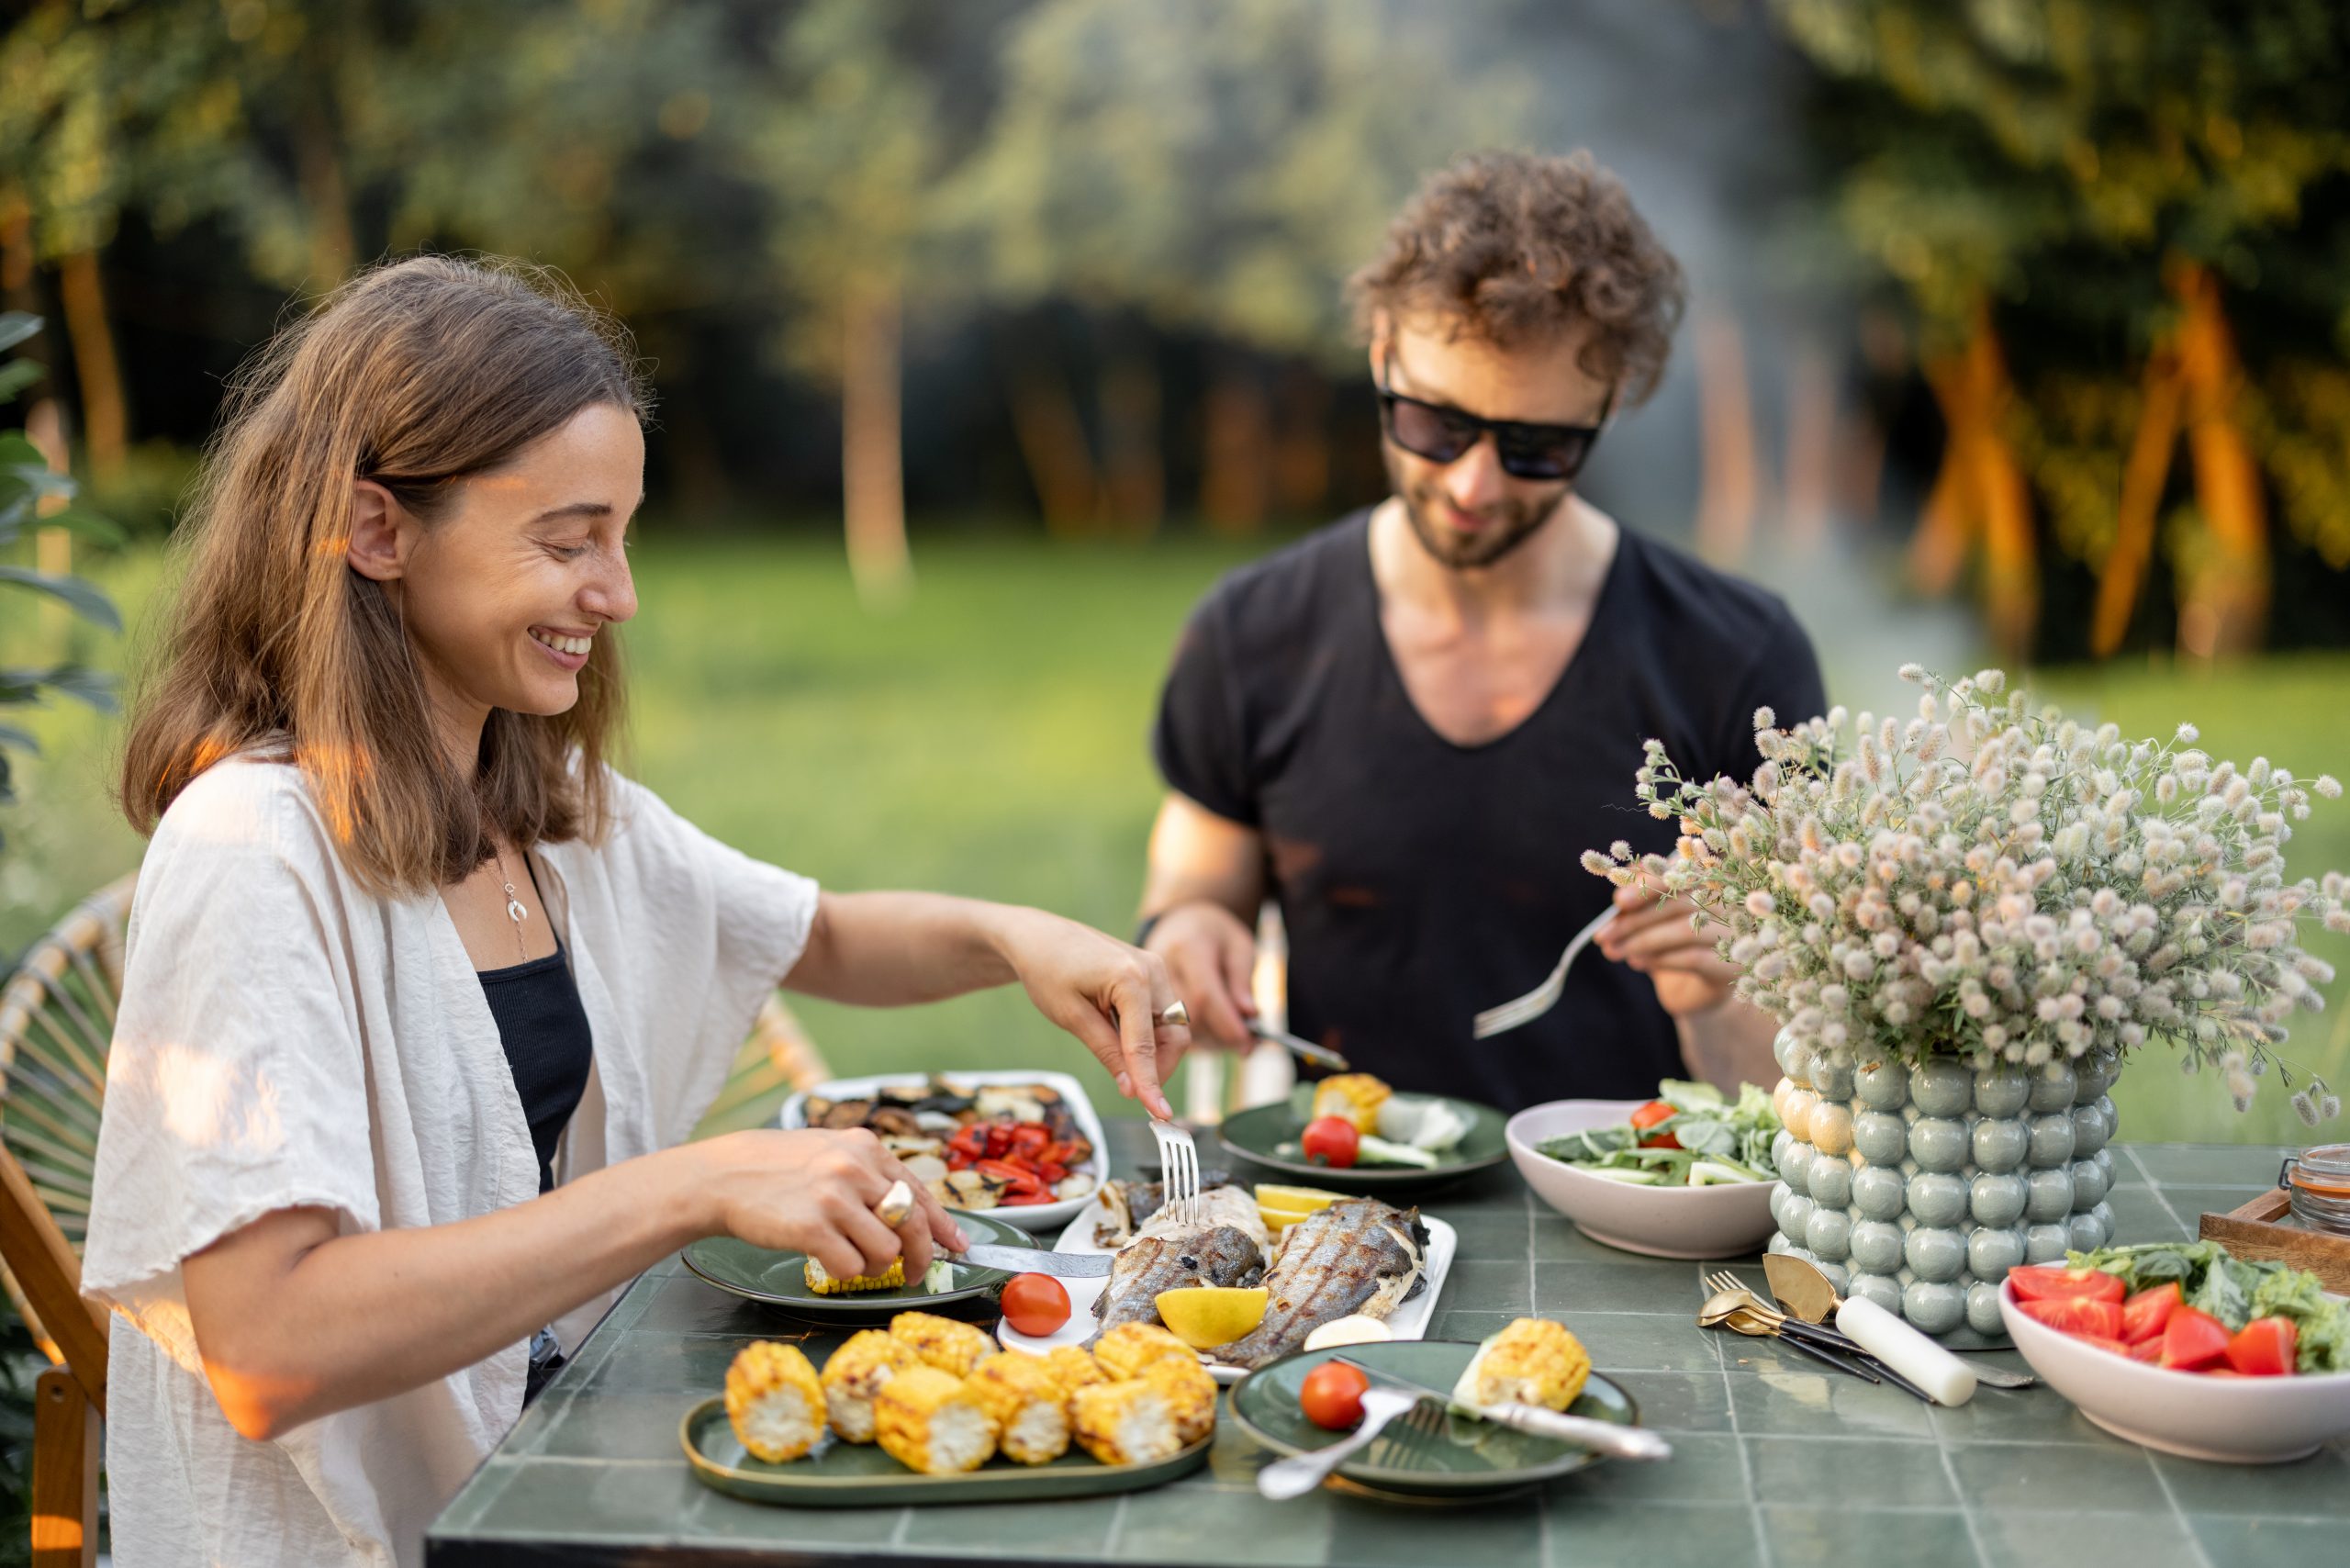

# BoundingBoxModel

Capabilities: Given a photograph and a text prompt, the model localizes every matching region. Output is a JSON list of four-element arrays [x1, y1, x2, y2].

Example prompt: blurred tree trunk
[[1001, 330, 1099, 537], [1201, 353, 1270, 534], [2171, 263, 2267, 659], [53, 252, 126, 487], [841, 281, 911, 603], [1096, 330, 1162, 536], [2089, 349, 2183, 657], [1781, 341, 1836, 551], [1271, 363, 1330, 518], [1694, 313, 1759, 565], [297, 58, 357, 286], [1913, 302, 2037, 661]]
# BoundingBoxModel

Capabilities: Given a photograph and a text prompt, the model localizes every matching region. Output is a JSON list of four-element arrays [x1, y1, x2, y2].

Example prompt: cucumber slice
[[1688, 1160, 1760, 1186], [1580, 1166, 1665, 1184]]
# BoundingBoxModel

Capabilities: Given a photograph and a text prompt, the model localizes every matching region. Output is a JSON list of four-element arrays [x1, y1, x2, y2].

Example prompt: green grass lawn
[[6, 529, 2347, 1145]]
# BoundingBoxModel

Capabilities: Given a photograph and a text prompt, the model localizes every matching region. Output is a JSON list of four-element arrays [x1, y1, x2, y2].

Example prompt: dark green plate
[[681, 1212, 1034, 1324], [681, 1395, 1210, 1506], [1227, 1339, 1641, 1496], [1216, 1090, 1509, 1191]]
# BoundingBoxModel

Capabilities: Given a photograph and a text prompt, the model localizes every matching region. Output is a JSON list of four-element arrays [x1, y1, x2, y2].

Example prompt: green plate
[[681, 1213, 1035, 1324], [1216, 1090, 1509, 1191], [1226, 1339, 1641, 1496], [681, 1394, 1210, 1506]]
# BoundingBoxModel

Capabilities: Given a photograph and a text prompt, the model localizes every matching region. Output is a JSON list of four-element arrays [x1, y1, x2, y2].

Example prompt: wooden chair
[[0, 866, 829, 1567], [0, 871, 132, 1568]]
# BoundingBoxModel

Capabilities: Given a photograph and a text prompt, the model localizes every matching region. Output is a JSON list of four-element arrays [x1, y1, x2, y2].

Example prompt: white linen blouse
[[81, 755, 820, 1568]]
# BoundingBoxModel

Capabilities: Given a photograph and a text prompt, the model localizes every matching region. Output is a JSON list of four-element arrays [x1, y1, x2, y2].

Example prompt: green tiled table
[[428, 1124, 2344, 1568]]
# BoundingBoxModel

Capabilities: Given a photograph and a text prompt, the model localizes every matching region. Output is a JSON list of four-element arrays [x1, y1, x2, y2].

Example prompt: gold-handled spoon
[[1698, 1291, 1899, 1388]]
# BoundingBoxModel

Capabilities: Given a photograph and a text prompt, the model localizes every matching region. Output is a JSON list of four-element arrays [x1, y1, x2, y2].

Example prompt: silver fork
[[1257, 1387, 1419, 1500], [1147, 1117, 1200, 1226], [1472, 904, 1618, 1038]]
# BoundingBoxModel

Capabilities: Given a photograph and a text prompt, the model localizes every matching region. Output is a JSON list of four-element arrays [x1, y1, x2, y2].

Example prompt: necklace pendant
[[507, 899, 529, 924]]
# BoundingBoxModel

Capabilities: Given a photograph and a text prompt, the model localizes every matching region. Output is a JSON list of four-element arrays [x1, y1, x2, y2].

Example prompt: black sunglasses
[[1374, 353, 1613, 481]]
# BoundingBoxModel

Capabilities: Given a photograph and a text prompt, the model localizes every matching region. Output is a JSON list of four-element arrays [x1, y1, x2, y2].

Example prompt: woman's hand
[[1595, 882, 1739, 1016], [992, 906, 1191, 1119], [683, 1128, 968, 1283]]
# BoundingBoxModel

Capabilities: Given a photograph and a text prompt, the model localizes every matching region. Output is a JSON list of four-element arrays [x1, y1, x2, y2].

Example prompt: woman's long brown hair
[[121, 254, 651, 895]]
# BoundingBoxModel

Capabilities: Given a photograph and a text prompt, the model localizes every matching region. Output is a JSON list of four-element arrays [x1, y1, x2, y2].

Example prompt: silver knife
[[1329, 1357, 1673, 1462], [953, 1243, 1112, 1279], [1248, 1019, 1352, 1071]]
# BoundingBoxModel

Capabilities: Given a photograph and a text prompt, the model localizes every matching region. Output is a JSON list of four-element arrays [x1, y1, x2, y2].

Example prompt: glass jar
[[2286, 1144, 2350, 1237]]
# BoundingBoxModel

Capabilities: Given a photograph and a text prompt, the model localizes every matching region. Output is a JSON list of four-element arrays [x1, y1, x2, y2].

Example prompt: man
[[1136, 150, 1824, 1112]]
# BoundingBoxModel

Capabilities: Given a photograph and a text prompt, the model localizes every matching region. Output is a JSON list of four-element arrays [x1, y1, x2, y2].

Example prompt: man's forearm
[[1676, 998, 1782, 1093]]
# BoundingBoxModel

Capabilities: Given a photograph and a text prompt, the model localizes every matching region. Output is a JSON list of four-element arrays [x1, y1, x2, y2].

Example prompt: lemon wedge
[[1258, 1204, 1316, 1234], [1253, 1183, 1349, 1213], [1155, 1286, 1270, 1350]]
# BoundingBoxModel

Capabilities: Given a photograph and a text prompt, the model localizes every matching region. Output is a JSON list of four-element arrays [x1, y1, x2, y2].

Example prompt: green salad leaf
[[2070, 1239, 2350, 1373], [1536, 1081, 1782, 1186]]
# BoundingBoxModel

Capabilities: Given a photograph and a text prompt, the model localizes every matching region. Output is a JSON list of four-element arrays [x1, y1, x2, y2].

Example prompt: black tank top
[[477, 942, 595, 1194]]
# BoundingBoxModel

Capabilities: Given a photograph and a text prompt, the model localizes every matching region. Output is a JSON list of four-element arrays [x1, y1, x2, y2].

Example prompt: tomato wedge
[[2018, 1296, 2122, 1339], [2160, 1305, 2232, 1370], [1630, 1099, 1681, 1149], [2119, 1282, 2181, 1344], [2223, 1316, 2298, 1377], [2125, 1336, 2165, 1365], [2008, 1266, 2125, 1305]]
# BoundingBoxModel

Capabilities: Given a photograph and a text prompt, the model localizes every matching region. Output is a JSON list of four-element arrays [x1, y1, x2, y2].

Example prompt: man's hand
[[1142, 901, 1259, 1050], [1595, 882, 1739, 1016]]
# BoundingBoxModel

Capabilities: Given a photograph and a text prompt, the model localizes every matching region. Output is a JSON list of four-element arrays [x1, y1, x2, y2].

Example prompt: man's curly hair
[[1348, 150, 1688, 407]]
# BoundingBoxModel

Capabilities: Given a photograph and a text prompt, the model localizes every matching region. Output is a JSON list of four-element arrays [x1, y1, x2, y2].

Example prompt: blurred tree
[[1775, 0, 2350, 660], [951, 0, 1537, 533]]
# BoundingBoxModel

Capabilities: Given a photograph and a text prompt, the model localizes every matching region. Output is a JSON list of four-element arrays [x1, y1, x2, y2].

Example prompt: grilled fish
[[1088, 1183, 1269, 1338], [1211, 1198, 1426, 1370], [1091, 1170, 1239, 1247]]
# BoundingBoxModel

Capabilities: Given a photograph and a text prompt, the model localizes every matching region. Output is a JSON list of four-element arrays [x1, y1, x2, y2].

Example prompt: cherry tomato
[[999, 1272, 1071, 1338], [2159, 1305, 2232, 1370], [1629, 1099, 1680, 1149], [2119, 1282, 2181, 1344], [2007, 1265, 2125, 1305], [1302, 1115, 1361, 1169], [2223, 1315, 2298, 1376], [1299, 1361, 1371, 1430]]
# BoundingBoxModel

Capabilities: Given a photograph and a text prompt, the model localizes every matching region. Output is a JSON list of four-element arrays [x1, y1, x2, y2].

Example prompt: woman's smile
[[529, 626, 596, 670]]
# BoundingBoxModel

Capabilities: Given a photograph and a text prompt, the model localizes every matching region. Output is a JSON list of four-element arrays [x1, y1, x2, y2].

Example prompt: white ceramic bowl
[[1505, 1099, 1777, 1260], [780, 1069, 1110, 1234], [1998, 1278, 2350, 1462]]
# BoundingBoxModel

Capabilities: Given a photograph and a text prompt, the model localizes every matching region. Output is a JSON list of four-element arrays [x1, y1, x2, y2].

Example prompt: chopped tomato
[[2018, 1296, 2122, 1339], [999, 1273, 1070, 1337], [2120, 1282, 2182, 1344], [1630, 1099, 1681, 1149], [2009, 1266, 2126, 1305], [2223, 1316, 2298, 1377], [1300, 1361, 1370, 1430], [1302, 1115, 1361, 1169], [2126, 1336, 2165, 1365], [2159, 1305, 2232, 1371]]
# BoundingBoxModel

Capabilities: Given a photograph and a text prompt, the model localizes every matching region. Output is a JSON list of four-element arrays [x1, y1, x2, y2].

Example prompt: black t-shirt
[[1152, 510, 1826, 1113], [479, 942, 595, 1193]]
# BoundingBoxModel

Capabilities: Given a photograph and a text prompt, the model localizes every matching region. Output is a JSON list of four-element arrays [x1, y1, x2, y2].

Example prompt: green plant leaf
[[0, 722, 39, 756], [0, 360, 43, 403], [0, 566, 121, 632], [0, 313, 39, 354]]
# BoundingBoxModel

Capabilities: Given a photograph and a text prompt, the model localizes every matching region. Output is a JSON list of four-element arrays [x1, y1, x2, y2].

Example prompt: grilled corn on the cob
[[965, 1352, 1071, 1464], [803, 1254, 907, 1294], [1039, 1345, 1106, 1399], [1091, 1321, 1198, 1382], [889, 1311, 1001, 1377], [1311, 1073, 1393, 1134], [1139, 1355, 1217, 1446], [874, 1365, 999, 1475], [1449, 1316, 1590, 1412], [1071, 1376, 1185, 1466], [723, 1341, 828, 1462], [819, 1328, 918, 1443]]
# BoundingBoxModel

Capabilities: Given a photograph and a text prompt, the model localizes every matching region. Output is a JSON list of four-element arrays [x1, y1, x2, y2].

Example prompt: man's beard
[[1384, 446, 1571, 570]]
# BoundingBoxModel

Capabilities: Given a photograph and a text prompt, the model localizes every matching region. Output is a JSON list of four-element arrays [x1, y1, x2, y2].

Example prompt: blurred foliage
[[1776, 0, 2350, 659]]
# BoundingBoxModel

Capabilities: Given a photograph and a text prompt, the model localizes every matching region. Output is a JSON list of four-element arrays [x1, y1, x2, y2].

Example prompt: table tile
[[1537, 1261, 1707, 1315], [900, 1496, 1120, 1557], [2152, 1447, 2350, 1517], [1573, 1312, 1722, 1372], [2102, 1184, 2191, 1241], [1975, 1508, 2205, 1568], [1546, 1432, 1751, 1506], [628, 1271, 778, 1338], [2188, 1516, 2349, 1568], [1761, 1507, 1977, 1568], [1729, 1366, 1937, 1439], [1927, 1388, 2124, 1446], [1112, 1484, 1334, 1565], [1531, 1218, 1662, 1265], [2123, 1144, 2292, 1186], [1943, 1440, 2167, 1513], [1441, 1257, 1531, 1309], [1747, 1436, 1957, 1508], [462, 1458, 705, 1542], [680, 1489, 905, 1550], [1606, 1371, 1734, 1433], [1429, 1307, 1526, 1344], [1446, 1210, 1537, 1260], [1547, 1501, 1761, 1568], [1320, 1493, 1544, 1568], [527, 1388, 699, 1462]]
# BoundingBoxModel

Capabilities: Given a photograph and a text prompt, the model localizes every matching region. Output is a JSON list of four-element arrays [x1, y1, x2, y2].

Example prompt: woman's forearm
[[185, 1144, 711, 1439], [783, 890, 1029, 1005]]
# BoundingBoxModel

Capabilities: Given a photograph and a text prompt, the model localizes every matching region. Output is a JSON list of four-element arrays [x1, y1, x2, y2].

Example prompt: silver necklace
[[493, 843, 529, 962]]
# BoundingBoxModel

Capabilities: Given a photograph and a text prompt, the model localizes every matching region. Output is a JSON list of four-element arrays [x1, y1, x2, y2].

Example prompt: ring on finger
[[1153, 1001, 1190, 1030]]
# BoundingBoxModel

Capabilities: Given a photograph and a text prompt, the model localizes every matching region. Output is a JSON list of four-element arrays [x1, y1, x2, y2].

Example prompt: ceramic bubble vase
[[1763, 1029, 2121, 1343]]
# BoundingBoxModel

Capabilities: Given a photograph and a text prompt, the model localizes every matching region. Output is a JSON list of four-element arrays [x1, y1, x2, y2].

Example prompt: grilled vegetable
[[874, 1365, 1000, 1475], [1311, 1074, 1392, 1135], [803, 1255, 907, 1295], [1450, 1317, 1590, 1413], [723, 1341, 827, 1462], [965, 1352, 1071, 1464], [1071, 1376, 1185, 1466], [1091, 1321, 1200, 1382], [889, 1311, 1001, 1377], [818, 1329, 917, 1443], [1139, 1355, 1217, 1446], [1039, 1345, 1107, 1413]]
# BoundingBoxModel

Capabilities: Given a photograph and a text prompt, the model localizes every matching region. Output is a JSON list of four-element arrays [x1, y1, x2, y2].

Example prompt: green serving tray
[[681, 1212, 1034, 1325], [1215, 1091, 1509, 1192], [1226, 1339, 1642, 1497], [680, 1396, 1210, 1506]]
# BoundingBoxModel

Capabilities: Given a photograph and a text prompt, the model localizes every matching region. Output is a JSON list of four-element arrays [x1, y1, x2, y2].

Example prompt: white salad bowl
[[1998, 1277, 2350, 1462], [1505, 1099, 1777, 1260]]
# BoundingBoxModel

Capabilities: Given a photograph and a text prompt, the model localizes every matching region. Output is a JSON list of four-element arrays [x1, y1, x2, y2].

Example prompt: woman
[[82, 255, 1188, 1568]]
